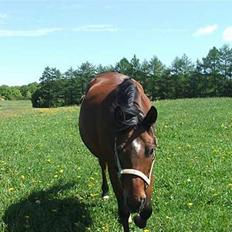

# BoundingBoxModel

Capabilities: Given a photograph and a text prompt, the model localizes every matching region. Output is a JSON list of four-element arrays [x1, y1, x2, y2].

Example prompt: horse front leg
[[118, 204, 130, 232], [108, 163, 130, 232]]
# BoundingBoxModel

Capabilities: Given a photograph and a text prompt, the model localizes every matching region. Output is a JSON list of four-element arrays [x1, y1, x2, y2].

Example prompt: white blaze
[[132, 139, 142, 153]]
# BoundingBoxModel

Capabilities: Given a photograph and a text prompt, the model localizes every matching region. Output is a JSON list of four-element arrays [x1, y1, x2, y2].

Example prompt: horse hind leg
[[99, 158, 109, 199]]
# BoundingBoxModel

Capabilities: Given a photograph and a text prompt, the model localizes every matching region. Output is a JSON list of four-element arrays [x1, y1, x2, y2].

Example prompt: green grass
[[0, 98, 231, 232], [0, 100, 33, 113]]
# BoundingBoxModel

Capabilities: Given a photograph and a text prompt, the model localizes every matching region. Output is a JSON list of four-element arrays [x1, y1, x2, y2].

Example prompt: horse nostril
[[127, 196, 146, 212], [140, 197, 146, 207]]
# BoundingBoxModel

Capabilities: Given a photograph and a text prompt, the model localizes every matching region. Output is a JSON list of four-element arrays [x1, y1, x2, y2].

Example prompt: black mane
[[115, 78, 143, 131]]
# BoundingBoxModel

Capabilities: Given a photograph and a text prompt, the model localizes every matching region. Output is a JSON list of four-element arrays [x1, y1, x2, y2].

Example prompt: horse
[[79, 72, 158, 232]]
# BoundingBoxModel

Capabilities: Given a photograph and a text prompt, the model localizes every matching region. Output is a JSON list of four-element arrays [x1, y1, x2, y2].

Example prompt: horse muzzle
[[126, 195, 147, 213]]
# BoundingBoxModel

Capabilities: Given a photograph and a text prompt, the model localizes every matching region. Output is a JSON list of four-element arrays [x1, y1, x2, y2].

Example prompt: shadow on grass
[[3, 183, 92, 232]]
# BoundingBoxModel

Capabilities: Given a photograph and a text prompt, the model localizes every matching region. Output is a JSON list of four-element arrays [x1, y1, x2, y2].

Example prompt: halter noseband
[[114, 138, 155, 187]]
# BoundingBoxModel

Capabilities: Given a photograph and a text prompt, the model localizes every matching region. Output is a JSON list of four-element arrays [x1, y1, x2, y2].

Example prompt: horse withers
[[79, 72, 158, 232]]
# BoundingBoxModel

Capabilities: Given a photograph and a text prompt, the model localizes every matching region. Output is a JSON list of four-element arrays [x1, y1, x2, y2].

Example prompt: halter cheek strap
[[114, 138, 155, 187]]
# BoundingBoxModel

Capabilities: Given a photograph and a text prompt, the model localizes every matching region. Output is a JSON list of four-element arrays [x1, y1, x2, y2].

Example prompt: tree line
[[0, 83, 38, 100], [0, 45, 231, 107]]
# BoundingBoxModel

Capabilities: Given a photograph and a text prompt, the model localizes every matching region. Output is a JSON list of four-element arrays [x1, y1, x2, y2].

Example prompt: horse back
[[79, 72, 129, 159]]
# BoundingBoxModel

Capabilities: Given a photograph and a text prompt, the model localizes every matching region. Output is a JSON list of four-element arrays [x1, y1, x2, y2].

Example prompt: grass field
[[0, 98, 231, 232]]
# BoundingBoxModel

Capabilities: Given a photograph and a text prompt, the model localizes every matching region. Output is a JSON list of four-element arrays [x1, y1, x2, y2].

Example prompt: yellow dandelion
[[59, 169, 64, 174], [187, 202, 193, 207], [90, 193, 98, 197], [8, 187, 14, 192], [102, 224, 109, 232], [144, 229, 150, 232]]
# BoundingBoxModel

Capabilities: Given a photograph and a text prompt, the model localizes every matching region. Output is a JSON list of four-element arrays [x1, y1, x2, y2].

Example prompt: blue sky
[[0, 0, 232, 86]]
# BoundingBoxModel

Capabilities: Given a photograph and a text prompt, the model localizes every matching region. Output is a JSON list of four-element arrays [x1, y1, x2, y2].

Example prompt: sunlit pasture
[[0, 98, 231, 232]]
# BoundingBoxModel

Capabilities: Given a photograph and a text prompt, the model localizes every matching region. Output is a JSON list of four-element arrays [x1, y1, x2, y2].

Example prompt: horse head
[[114, 105, 158, 213]]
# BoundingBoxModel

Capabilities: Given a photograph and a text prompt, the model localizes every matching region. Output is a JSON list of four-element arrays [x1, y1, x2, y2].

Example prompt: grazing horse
[[79, 72, 157, 231]]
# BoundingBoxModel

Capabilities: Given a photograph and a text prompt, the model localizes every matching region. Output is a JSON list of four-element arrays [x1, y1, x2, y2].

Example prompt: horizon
[[0, 0, 232, 86], [0, 45, 230, 87]]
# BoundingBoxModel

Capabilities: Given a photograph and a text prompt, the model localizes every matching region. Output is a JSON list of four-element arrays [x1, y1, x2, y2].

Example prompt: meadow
[[0, 98, 231, 232]]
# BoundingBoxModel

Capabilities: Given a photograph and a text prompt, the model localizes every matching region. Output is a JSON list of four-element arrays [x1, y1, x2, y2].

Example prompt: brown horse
[[79, 72, 157, 231]]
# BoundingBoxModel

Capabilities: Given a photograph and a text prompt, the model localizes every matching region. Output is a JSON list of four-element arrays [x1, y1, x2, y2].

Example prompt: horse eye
[[145, 147, 154, 156], [117, 145, 124, 153]]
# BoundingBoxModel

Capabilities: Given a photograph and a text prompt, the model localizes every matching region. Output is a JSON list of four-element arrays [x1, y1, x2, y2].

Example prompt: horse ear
[[114, 106, 125, 123], [142, 106, 157, 128]]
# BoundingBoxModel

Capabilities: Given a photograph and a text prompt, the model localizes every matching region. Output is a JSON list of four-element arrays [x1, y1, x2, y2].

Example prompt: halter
[[114, 138, 155, 187]]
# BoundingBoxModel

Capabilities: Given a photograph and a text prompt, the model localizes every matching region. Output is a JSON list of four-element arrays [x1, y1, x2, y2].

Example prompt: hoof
[[128, 214, 132, 223], [133, 214, 147, 229], [102, 195, 109, 200]]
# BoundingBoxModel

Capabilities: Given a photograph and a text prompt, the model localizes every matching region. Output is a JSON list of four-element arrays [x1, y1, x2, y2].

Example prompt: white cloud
[[152, 28, 189, 33], [0, 28, 62, 37], [193, 24, 218, 36], [74, 24, 118, 32], [223, 27, 232, 41]]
